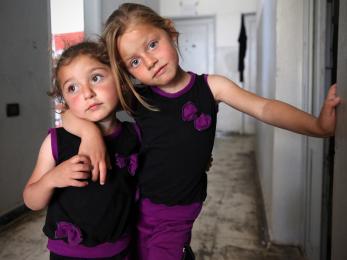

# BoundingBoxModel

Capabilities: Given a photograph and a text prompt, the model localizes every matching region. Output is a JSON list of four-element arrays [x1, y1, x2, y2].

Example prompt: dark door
[[331, 0, 347, 258]]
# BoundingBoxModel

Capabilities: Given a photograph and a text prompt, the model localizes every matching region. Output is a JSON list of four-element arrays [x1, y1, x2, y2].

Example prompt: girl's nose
[[143, 55, 158, 70], [82, 85, 96, 100]]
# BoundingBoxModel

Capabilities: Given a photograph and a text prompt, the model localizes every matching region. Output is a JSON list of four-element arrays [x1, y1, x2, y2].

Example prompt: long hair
[[102, 3, 179, 113]]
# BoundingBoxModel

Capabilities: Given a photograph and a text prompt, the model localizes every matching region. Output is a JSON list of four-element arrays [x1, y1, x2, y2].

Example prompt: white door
[[172, 17, 215, 74]]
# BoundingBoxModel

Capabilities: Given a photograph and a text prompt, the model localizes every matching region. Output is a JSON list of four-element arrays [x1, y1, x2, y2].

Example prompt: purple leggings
[[136, 199, 202, 260]]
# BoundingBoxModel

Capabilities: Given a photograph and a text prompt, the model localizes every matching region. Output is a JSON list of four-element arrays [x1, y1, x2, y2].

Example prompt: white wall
[[83, 0, 160, 40], [255, 0, 276, 239], [160, 0, 257, 133], [0, 0, 52, 215], [256, 0, 308, 245], [50, 0, 84, 34]]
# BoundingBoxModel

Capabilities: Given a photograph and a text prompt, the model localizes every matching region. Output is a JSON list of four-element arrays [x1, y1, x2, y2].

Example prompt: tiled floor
[[0, 135, 305, 259], [191, 135, 305, 259]]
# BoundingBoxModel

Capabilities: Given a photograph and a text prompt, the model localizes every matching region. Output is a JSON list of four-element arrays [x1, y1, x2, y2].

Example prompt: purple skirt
[[137, 198, 202, 260]]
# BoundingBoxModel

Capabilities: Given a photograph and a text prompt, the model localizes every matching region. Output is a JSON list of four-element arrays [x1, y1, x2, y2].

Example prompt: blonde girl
[[63, 3, 340, 260]]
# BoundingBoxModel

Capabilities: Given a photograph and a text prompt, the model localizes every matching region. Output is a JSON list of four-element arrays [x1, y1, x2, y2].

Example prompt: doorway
[[171, 16, 215, 75], [321, 0, 339, 259]]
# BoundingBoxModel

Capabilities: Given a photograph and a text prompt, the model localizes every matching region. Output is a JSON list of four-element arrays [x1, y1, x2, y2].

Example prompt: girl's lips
[[87, 103, 102, 111], [153, 64, 167, 78]]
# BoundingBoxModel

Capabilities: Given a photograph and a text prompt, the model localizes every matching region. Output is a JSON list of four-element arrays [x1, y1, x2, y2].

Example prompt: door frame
[[331, 0, 347, 258], [242, 13, 257, 134], [301, 0, 333, 259]]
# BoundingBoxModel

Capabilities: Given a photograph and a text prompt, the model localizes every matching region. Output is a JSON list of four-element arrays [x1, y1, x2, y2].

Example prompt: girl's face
[[59, 55, 118, 123], [117, 23, 179, 86]]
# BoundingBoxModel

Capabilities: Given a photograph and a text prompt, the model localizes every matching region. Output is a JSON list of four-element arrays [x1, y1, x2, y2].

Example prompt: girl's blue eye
[[148, 41, 158, 49], [130, 58, 141, 68]]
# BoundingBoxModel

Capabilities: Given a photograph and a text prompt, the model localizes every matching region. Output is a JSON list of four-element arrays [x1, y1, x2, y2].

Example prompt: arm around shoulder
[[61, 110, 108, 184]]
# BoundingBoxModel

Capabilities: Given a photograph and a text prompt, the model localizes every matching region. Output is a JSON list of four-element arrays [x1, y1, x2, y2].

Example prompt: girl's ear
[[55, 98, 69, 112]]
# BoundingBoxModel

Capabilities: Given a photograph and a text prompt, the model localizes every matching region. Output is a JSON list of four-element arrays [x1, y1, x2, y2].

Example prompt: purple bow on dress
[[182, 101, 212, 131], [55, 221, 82, 246], [115, 153, 138, 176]]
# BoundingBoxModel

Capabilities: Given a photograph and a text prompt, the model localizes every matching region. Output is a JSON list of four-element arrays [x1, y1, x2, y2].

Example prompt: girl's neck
[[97, 114, 119, 136], [158, 67, 191, 94]]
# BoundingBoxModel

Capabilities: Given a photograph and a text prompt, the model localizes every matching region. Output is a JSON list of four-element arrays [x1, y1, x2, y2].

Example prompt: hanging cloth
[[238, 14, 247, 82]]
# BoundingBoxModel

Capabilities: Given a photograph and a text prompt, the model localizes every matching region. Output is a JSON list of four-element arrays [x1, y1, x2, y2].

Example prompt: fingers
[[69, 180, 89, 187], [99, 161, 107, 185], [331, 96, 341, 106], [327, 84, 337, 98], [71, 155, 109, 185], [71, 155, 91, 165], [324, 84, 340, 109], [71, 171, 90, 180], [91, 162, 99, 182]]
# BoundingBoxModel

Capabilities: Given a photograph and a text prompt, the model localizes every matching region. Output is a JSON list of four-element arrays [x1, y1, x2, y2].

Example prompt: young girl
[[23, 41, 141, 260], [63, 3, 340, 260]]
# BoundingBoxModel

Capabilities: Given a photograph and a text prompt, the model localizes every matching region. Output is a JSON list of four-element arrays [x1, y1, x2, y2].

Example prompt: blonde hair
[[102, 3, 178, 113]]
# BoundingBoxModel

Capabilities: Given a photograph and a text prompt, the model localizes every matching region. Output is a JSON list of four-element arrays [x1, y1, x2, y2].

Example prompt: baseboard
[[250, 151, 271, 246], [0, 205, 30, 230]]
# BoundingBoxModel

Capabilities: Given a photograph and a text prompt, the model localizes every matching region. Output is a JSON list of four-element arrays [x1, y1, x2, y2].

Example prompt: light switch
[[6, 103, 20, 117]]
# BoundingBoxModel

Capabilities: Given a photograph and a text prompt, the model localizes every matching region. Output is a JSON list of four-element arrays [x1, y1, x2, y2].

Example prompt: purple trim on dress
[[203, 74, 208, 83], [48, 128, 58, 163], [105, 123, 122, 140], [150, 72, 196, 98], [47, 234, 130, 259], [139, 198, 202, 221]]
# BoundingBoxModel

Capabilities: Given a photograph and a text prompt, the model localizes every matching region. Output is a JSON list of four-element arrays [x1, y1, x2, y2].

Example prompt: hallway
[[191, 134, 304, 259], [0, 135, 305, 260]]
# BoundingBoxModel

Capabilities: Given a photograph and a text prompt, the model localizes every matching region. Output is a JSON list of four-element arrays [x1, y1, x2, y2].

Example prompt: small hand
[[318, 84, 341, 136], [78, 133, 110, 185], [47, 155, 92, 188]]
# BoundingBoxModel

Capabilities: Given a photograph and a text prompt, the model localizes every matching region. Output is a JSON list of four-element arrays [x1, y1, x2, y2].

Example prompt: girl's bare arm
[[208, 75, 340, 137], [61, 110, 108, 184], [23, 135, 91, 210]]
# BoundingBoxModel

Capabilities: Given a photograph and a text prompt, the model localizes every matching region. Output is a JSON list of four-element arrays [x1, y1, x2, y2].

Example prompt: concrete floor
[[0, 135, 305, 260]]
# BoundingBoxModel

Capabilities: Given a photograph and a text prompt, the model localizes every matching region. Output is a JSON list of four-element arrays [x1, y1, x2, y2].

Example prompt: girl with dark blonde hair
[[63, 3, 340, 260]]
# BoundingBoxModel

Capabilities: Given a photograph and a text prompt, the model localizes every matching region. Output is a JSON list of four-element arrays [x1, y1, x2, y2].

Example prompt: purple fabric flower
[[194, 114, 212, 131], [182, 101, 211, 131], [55, 221, 82, 246], [115, 153, 138, 176], [182, 101, 198, 121]]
